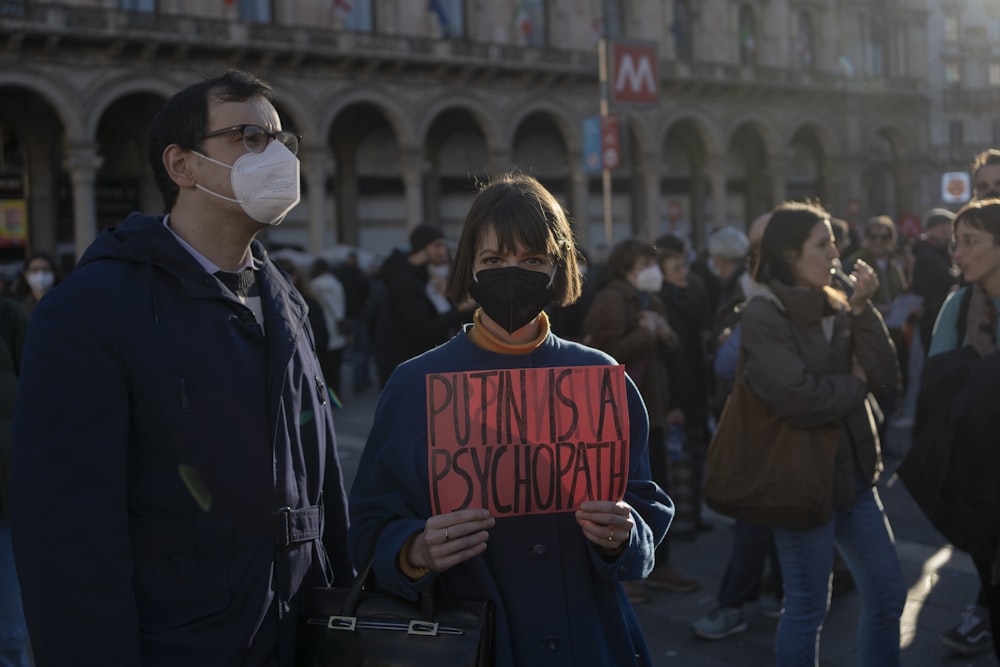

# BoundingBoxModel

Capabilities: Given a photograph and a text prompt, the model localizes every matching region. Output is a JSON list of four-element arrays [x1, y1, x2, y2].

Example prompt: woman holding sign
[[348, 173, 673, 667], [737, 202, 904, 665]]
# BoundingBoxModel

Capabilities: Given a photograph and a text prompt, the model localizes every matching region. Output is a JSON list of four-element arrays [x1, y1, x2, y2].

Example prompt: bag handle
[[341, 536, 438, 621]]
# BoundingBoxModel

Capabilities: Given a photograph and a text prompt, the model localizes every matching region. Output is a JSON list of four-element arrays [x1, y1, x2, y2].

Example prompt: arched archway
[[786, 126, 826, 204], [94, 92, 165, 228], [662, 118, 709, 242], [330, 102, 404, 251], [0, 86, 69, 268], [727, 122, 771, 227], [424, 108, 488, 242], [511, 111, 570, 202]]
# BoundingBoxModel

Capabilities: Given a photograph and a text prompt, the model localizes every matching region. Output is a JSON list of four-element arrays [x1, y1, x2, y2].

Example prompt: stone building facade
[[0, 0, 966, 269]]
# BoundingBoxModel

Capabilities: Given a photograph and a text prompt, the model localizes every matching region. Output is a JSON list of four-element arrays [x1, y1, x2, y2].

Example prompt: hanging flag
[[514, 0, 532, 38], [591, 17, 603, 42], [428, 0, 450, 36], [740, 25, 756, 54]]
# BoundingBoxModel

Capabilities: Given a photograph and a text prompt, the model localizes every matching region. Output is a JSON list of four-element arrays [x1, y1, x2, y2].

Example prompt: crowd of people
[[1, 67, 1000, 667]]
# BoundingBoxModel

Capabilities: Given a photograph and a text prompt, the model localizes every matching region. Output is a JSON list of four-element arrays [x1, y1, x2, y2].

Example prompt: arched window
[[738, 4, 756, 66], [672, 0, 693, 62], [796, 12, 814, 70]]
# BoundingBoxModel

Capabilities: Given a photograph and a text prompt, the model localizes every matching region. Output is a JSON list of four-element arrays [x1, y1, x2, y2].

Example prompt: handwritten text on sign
[[427, 365, 630, 517]]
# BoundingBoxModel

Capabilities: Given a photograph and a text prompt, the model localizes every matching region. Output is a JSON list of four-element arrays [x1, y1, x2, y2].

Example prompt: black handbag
[[296, 554, 495, 667]]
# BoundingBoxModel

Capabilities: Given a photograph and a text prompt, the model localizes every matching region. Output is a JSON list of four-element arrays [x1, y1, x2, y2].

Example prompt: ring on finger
[[608, 527, 615, 542], [444, 528, 450, 541]]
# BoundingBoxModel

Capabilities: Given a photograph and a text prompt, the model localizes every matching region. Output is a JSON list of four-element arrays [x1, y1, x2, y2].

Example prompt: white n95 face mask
[[635, 264, 664, 293], [194, 140, 301, 225]]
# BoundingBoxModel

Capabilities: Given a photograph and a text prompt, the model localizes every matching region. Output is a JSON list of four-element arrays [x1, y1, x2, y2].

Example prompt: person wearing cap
[[912, 208, 957, 355], [373, 223, 474, 385], [707, 226, 751, 341]]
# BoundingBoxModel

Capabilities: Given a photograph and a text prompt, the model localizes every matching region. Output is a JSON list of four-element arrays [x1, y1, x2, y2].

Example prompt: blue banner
[[583, 116, 602, 175]]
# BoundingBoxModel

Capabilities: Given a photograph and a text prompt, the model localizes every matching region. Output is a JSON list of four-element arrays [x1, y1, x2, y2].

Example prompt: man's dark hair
[[147, 69, 273, 212]]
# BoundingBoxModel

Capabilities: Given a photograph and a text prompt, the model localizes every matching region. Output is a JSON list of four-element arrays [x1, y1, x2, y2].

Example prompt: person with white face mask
[[14, 252, 59, 316], [585, 238, 697, 603], [10, 70, 352, 667]]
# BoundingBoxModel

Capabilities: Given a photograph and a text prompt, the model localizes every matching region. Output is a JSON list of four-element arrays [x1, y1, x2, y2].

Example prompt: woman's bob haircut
[[447, 173, 583, 307]]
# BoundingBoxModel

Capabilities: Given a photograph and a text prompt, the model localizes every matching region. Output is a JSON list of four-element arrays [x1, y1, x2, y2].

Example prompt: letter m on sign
[[611, 41, 658, 106]]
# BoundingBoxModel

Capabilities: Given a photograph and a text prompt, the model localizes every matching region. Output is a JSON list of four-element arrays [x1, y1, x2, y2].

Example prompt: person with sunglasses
[[9, 70, 351, 667], [845, 216, 909, 440]]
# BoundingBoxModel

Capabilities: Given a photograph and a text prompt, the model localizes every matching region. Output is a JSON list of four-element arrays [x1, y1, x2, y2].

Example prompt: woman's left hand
[[575, 500, 636, 554]]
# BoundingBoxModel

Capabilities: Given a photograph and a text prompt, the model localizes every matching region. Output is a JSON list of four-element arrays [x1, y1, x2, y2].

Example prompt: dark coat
[[348, 330, 673, 667], [910, 236, 956, 351], [0, 296, 28, 515], [10, 213, 352, 667], [660, 283, 710, 415], [373, 250, 467, 382], [584, 278, 672, 428], [740, 283, 898, 505], [898, 346, 1000, 563]]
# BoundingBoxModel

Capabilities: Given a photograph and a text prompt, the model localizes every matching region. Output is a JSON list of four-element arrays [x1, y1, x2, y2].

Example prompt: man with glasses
[[9, 70, 352, 667]]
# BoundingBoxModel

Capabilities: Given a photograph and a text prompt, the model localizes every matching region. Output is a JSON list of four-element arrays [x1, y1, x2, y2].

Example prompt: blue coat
[[11, 214, 352, 667], [348, 329, 673, 667]]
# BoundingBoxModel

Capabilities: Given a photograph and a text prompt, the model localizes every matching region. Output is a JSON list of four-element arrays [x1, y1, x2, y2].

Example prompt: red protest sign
[[426, 365, 631, 517]]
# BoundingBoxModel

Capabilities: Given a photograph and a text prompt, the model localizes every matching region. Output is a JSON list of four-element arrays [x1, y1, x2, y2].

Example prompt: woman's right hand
[[848, 260, 879, 314], [405, 508, 495, 572]]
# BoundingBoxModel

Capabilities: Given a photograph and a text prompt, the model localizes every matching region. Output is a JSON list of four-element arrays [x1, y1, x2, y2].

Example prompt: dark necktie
[[214, 269, 257, 299]]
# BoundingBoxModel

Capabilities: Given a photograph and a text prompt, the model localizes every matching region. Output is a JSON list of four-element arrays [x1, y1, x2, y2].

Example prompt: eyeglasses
[[200, 124, 300, 156], [867, 232, 891, 241]]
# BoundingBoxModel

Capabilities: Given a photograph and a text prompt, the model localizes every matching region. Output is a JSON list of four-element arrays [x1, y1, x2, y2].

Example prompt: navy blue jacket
[[11, 214, 352, 667]]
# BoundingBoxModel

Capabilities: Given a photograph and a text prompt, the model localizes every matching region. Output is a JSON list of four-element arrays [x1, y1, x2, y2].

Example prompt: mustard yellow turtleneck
[[467, 308, 550, 354]]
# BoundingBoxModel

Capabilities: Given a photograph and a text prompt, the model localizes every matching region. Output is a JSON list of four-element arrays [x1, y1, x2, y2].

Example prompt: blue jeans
[[772, 488, 904, 667], [0, 516, 31, 667], [717, 519, 782, 608]]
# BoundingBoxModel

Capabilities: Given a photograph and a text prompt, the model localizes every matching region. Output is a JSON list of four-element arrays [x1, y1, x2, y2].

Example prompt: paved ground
[[332, 381, 998, 666]]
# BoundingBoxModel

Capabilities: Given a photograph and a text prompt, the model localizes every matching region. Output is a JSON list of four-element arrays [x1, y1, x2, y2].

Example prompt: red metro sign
[[610, 41, 658, 106]]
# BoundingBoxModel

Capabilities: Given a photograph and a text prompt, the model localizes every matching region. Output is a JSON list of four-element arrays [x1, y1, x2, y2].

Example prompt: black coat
[[11, 214, 352, 667], [898, 346, 1000, 563], [911, 236, 956, 351]]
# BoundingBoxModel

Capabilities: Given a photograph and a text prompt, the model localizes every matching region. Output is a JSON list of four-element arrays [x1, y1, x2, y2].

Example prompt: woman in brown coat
[[584, 237, 697, 599], [741, 202, 904, 665]]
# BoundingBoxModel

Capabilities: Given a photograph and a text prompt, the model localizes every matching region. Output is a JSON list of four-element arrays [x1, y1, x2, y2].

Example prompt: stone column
[[302, 146, 330, 252], [642, 154, 662, 241], [769, 153, 789, 209], [64, 143, 102, 261], [708, 153, 727, 241], [338, 158, 359, 247], [401, 148, 426, 230]]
